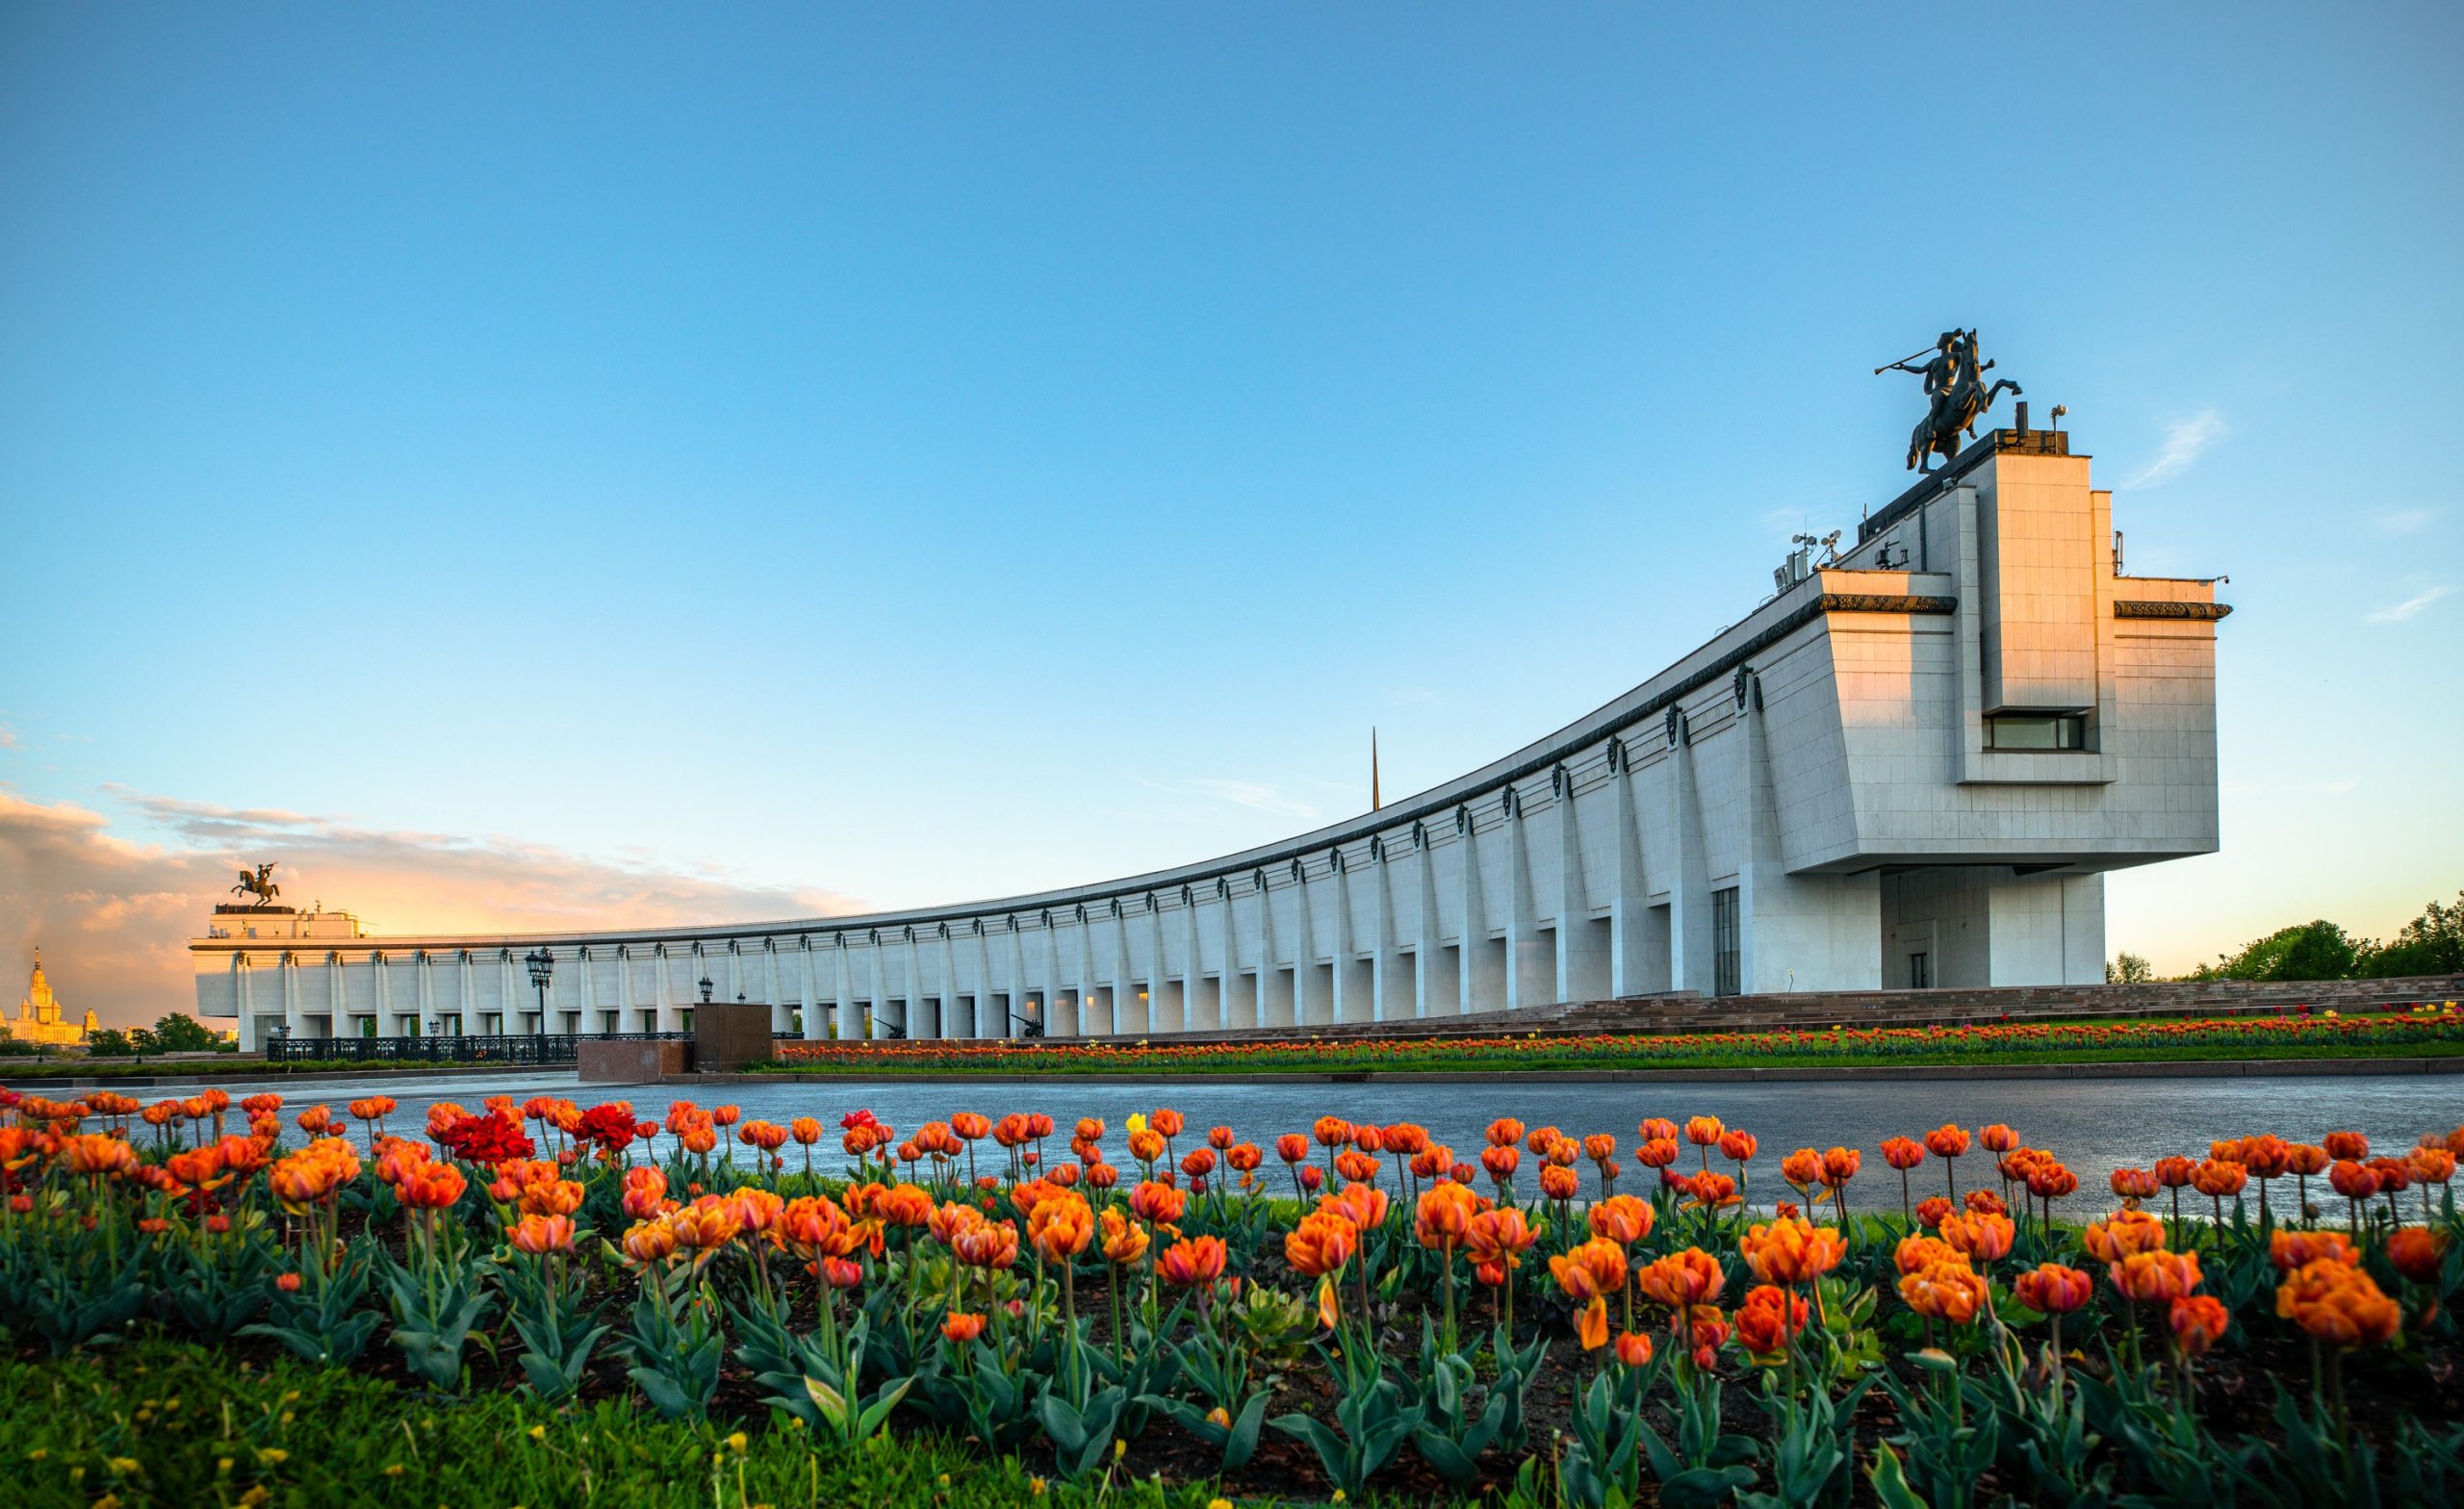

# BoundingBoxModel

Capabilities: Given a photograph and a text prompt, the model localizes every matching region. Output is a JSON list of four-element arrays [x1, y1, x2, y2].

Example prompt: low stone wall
[[578, 1038, 691, 1083], [772, 974, 2464, 1056]]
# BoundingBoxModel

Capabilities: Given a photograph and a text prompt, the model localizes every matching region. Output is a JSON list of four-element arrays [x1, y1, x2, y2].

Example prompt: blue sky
[[4, 5, 2459, 1016]]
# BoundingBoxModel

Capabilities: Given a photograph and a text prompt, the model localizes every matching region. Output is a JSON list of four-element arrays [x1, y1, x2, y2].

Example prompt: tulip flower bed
[[6, 1087, 2464, 1508], [764, 1006, 2464, 1077]]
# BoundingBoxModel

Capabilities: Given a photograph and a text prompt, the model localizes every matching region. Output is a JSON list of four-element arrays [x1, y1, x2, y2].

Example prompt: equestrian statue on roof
[[1878, 328, 2022, 473]]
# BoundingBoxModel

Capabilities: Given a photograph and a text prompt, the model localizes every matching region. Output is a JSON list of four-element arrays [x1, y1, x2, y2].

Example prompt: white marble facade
[[197, 431, 2226, 1049]]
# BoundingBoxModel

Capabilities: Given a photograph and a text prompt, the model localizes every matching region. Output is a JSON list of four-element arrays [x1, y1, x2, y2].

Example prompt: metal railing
[[263, 1032, 692, 1066]]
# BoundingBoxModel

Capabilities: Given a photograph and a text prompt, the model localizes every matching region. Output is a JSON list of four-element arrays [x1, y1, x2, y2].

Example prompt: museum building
[[192, 423, 2228, 1050]]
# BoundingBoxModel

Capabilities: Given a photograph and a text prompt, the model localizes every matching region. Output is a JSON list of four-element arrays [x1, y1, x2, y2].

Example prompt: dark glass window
[[1712, 886, 1741, 997], [1985, 713, 2088, 751], [1909, 952, 1932, 989]]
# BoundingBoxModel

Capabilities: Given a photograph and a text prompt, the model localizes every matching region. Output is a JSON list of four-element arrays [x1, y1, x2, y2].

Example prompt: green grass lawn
[[0, 1340, 1256, 1509]]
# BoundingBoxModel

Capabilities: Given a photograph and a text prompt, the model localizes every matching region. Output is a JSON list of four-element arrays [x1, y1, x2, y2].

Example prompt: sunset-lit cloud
[[0, 790, 865, 1029], [2120, 409, 2227, 490], [2364, 584, 2453, 625]]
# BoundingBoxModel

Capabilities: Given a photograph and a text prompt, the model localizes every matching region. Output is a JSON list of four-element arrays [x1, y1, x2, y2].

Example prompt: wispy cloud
[[1142, 779, 1322, 823], [0, 725, 17, 750], [0, 790, 866, 1028], [2121, 409, 2227, 490], [1384, 688, 1442, 707], [2365, 584, 2454, 625], [2370, 507, 2437, 537]]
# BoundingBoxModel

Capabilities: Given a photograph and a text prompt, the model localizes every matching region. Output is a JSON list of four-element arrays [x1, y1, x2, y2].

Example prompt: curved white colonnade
[[197, 428, 2228, 1051]]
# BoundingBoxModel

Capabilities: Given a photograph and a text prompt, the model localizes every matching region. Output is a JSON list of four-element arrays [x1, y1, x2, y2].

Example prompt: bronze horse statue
[[1884, 329, 2022, 473], [230, 862, 281, 906]]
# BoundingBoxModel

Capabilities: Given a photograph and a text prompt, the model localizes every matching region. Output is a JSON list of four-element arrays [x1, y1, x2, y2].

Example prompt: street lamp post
[[524, 947, 554, 1036], [697, 976, 713, 1005]]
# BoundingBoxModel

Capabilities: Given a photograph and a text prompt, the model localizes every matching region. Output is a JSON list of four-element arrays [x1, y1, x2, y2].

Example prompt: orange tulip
[[394, 1163, 468, 1211], [1465, 1206, 1539, 1268], [1635, 1247, 1724, 1309], [1735, 1285, 1810, 1355], [2012, 1262, 2093, 1316], [670, 1197, 744, 1249], [1577, 1294, 1611, 1351], [1029, 1193, 1093, 1262], [2082, 1209, 2169, 1263], [1098, 1208, 1149, 1266], [1742, 1217, 1845, 1286], [1881, 1136, 1924, 1171], [1683, 1171, 1739, 1210], [2169, 1294, 2229, 1356], [1158, 1235, 1228, 1288], [2108, 1250, 2202, 1304], [621, 1217, 679, 1266], [2191, 1159, 2246, 1200], [1899, 1259, 1987, 1324], [1548, 1238, 1630, 1302], [2387, 1225, 2448, 1286], [1684, 1115, 1724, 1147], [2268, 1228, 2358, 1274], [519, 1179, 587, 1219], [2111, 1167, 2160, 1201], [2276, 1260, 2400, 1349], [1939, 1212, 2015, 1264], [1587, 1194, 1655, 1247], [1414, 1183, 1482, 1249], [1539, 1164, 1580, 1200], [1128, 1180, 1187, 1225], [1286, 1210, 1359, 1276], [952, 1219, 1020, 1270], [509, 1214, 576, 1255], [1321, 1182, 1389, 1234], [1780, 1148, 1823, 1191], [941, 1312, 988, 1344], [1894, 1234, 1960, 1275]]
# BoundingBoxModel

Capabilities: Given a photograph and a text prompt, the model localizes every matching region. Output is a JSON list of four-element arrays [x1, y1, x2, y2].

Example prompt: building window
[[1984, 713, 2088, 751], [1711, 886, 1741, 997], [1908, 952, 1932, 989]]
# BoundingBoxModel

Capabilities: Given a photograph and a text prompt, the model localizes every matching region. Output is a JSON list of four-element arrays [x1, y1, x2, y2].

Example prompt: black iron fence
[[263, 1032, 692, 1066]]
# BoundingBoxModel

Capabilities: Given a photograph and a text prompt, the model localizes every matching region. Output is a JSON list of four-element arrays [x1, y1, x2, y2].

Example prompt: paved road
[[155, 1068, 2464, 1219]]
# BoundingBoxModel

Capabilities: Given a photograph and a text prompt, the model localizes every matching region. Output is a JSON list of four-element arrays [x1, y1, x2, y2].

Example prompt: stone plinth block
[[693, 1003, 776, 1071]]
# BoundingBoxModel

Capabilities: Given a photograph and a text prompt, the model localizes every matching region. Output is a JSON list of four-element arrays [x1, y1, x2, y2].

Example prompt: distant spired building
[[7, 950, 97, 1046]]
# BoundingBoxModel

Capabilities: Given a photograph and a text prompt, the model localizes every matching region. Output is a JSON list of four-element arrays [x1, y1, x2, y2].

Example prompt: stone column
[[834, 939, 860, 1040]]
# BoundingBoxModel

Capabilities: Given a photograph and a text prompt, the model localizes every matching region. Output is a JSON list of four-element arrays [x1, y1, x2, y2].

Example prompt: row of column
[[233, 679, 1814, 1052]]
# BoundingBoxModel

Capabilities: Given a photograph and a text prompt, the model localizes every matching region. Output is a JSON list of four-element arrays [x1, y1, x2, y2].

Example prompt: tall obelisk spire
[[1371, 728, 1381, 811]]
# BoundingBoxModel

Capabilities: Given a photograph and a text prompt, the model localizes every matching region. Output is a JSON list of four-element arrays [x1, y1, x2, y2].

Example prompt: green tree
[[2360, 890, 2464, 979], [2106, 952, 2154, 984], [84, 1028, 136, 1057], [2203, 919, 2361, 982], [150, 1011, 219, 1052]]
